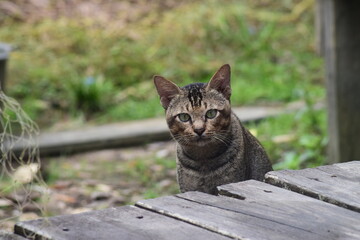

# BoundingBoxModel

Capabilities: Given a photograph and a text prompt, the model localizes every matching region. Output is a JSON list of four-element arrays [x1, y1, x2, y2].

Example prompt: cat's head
[[154, 64, 232, 147]]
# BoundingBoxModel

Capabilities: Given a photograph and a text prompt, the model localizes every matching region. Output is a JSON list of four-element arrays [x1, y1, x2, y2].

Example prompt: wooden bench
[[11, 160, 360, 240]]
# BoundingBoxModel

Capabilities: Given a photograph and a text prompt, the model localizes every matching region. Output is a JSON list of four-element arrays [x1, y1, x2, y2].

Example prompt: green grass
[[246, 107, 327, 169], [0, 0, 324, 128], [43, 153, 179, 203], [0, 0, 329, 220], [1, 0, 328, 175]]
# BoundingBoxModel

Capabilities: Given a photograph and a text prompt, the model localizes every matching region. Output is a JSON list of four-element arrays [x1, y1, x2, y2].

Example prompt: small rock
[[18, 212, 39, 221], [96, 184, 112, 193], [0, 199, 12, 208], [20, 202, 41, 212], [69, 207, 92, 214], [156, 149, 170, 158], [21, 202, 41, 212]]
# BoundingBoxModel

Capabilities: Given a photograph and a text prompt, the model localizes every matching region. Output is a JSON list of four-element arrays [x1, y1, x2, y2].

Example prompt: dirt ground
[[0, 140, 179, 233], [0, 0, 196, 233]]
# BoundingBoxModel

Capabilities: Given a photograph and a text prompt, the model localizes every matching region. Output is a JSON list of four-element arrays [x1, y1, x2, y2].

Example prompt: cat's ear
[[206, 64, 231, 100], [154, 75, 181, 109]]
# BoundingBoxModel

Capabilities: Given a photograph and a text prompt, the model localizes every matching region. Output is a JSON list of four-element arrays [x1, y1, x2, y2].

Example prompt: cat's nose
[[194, 128, 205, 136]]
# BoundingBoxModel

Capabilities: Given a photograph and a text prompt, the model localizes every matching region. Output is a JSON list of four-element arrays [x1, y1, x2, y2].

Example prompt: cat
[[154, 64, 273, 194]]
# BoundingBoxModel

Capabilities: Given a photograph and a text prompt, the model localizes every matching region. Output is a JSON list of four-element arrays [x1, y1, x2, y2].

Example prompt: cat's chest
[[176, 159, 246, 194]]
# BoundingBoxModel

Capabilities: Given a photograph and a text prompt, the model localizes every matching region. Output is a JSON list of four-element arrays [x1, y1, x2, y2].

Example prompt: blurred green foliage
[[1, 0, 323, 124], [0, 0, 327, 169], [248, 108, 327, 170]]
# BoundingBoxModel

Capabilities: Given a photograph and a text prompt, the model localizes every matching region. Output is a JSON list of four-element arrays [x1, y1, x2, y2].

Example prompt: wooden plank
[[13, 118, 171, 157], [137, 180, 360, 240], [317, 161, 360, 181], [15, 205, 230, 240], [0, 233, 27, 240], [321, 0, 360, 163], [265, 161, 360, 212], [8, 103, 315, 157]]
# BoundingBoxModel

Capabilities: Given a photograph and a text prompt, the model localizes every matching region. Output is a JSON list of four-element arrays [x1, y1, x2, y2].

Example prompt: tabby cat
[[154, 64, 273, 194]]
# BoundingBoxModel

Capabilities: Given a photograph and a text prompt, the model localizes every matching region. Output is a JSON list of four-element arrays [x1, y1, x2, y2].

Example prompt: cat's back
[[231, 112, 273, 181]]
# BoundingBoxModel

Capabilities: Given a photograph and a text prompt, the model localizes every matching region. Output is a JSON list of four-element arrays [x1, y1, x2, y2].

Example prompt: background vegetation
[[0, 0, 326, 169], [0, 0, 328, 228]]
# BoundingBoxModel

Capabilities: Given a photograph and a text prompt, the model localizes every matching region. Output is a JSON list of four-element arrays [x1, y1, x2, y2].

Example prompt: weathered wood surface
[[13, 161, 360, 240], [9, 102, 319, 157], [0, 233, 27, 240], [137, 180, 360, 240], [15, 205, 230, 240], [265, 161, 360, 212], [22, 118, 172, 156], [320, 0, 360, 163]]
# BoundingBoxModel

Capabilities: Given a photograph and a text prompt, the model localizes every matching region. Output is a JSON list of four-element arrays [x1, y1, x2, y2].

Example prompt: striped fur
[[154, 64, 272, 194]]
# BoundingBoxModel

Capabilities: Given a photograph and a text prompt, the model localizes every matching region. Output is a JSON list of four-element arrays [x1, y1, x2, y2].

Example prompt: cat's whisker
[[172, 133, 193, 146], [205, 132, 227, 146], [213, 136, 230, 147], [207, 131, 232, 144], [214, 134, 232, 147], [154, 64, 272, 194]]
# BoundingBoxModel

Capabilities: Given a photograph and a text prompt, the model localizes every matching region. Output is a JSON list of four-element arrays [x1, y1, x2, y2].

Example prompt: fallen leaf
[[54, 193, 77, 204]]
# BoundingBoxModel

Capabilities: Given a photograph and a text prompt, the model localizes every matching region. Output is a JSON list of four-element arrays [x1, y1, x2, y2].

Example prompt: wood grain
[[137, 180, 360, 240], [0, 233, 27, 240], [265, 161, 360, 212], [322, 0, 360, 163], [15, 205, 230, 240], [9, 102, 316, 157]]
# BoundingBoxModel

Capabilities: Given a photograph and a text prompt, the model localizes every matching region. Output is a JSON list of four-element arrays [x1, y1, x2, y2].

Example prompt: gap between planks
[[265, 161, 360, 213], [136, 180, 360, 240]]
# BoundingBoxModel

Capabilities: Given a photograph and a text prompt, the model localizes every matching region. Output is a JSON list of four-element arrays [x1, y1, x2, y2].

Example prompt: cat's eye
[[205, 109, 217, 119], [178, 113, 191, 122]]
